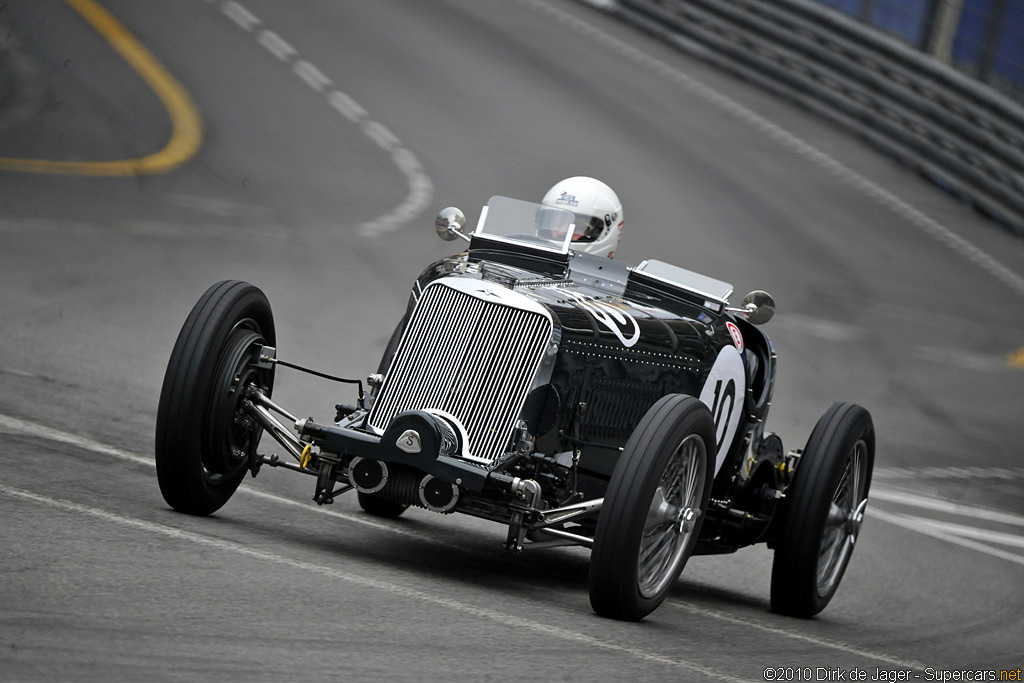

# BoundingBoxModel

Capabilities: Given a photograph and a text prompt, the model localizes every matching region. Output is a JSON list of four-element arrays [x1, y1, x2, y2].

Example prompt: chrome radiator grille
[[369, 281, 552, 464]]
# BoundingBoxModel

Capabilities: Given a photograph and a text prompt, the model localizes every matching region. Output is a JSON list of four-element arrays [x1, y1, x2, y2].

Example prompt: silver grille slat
[[369, 281, 552, 464]]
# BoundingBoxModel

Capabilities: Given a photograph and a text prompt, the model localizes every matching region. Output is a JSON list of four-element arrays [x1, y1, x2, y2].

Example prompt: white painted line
[[211, 1, 433, 237], [292, 60, 332, 93], [363, 121, 400, 152], [904, 517, 1024, 550], [392, 146, 424, 175], [0, 412, 944, 668], [327, 90, 368, 124], [523, 0, 1024, 297], [667, 601, 927, 671], [0, 412, 449, 548], [0, 413, 145, 464], [256, 30, 296, 62], [0, 483, 744, 682], [871, 487, 1024, 528], [875, 466, 1024, 481], [870, 508, 1024, 569], [221, 1, 259, 32]]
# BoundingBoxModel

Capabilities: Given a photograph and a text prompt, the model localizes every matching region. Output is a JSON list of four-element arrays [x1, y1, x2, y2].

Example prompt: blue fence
[[812, 0, 1024, 101]]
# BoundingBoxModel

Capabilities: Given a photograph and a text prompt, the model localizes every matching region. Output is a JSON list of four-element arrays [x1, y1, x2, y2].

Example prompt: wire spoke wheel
[[816, 439, 868, 595], [590, 395, 715, 621], [638, 434, 706, 598], [771, 402, 874, 618]]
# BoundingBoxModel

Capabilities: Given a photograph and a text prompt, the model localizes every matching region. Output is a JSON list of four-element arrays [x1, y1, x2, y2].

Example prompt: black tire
[[589, 395, 716, 621], [771, 402, 874, 618], [357, 492, 410, 519], [155, 281, 276, 516]]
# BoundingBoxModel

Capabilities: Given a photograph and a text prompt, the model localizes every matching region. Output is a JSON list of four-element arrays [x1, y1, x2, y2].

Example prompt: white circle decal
[[698, 345, 746, 476]]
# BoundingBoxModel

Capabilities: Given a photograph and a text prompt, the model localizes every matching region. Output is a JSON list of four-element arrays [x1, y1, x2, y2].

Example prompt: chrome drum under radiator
[[369, 279, 552, 465]]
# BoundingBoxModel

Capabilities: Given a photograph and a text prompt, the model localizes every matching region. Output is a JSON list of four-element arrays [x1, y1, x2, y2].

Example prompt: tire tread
[[155, 281, 275, 515], [770, 402, 874, 617], [589, 394, 716, 621]]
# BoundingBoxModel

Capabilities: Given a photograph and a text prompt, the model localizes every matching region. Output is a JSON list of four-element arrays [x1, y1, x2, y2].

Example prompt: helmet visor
[[572, 215, 607, 243]]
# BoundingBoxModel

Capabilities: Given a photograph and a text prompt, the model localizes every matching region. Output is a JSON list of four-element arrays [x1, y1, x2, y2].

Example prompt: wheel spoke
[[825, 502, 846, 528], [682, 450, 699, 503], [833, 458, 851, 506], [637, 433, 706, 599], [639, 528, 678, 587], [818, 527, 841, 567], [851, 446, 861, 506], [816, 438, 869, 596]]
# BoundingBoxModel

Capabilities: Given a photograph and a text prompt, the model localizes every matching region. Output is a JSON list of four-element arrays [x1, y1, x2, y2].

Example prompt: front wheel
[[357, 492, 409, 519], [589, 395, 716, 621], [770, 402, 875, 617], [155, 281, 276, 516]]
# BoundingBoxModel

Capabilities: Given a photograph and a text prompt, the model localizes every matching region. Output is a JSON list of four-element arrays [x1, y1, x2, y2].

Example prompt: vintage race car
[[155, 195, 875, 621]]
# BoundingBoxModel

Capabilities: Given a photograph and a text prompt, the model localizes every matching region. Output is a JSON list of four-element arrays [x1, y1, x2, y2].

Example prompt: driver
[[540, 177, 624, 259]]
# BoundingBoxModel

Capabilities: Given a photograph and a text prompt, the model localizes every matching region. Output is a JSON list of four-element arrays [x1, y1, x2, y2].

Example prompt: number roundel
[[698, 345, 746, 476]]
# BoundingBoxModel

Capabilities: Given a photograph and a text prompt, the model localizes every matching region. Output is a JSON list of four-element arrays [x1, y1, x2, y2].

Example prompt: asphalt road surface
[[1, 0, 1023, 680]]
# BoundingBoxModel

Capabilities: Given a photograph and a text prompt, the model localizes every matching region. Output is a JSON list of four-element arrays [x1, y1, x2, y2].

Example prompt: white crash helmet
[[541, 177, 623, 258]]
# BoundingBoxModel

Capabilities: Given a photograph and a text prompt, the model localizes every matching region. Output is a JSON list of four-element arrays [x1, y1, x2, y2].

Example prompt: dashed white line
[[363, 121, 400, 152], [0, 483, 745, 682], [327, 90, 368, 124], [256, 29, 296, 62], [220, 1, 259, 32], [209, 1, 433, 237], [292, 60, 331, 93], [523, 0, 1024, 296]]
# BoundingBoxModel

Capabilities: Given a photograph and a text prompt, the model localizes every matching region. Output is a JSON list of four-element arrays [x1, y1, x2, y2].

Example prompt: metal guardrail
[[588, 0, 1024, 236]]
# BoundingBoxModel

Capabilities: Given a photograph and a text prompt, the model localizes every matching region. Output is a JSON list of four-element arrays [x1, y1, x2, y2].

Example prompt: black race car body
[[362, 198, 780, 550], [156, 194, 873, 620], [389, 245, 778, 549]]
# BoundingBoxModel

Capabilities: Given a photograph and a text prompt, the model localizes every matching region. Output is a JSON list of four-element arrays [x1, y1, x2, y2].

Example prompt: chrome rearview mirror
[[435, 207, 469, 242], [739, 290, 775, 325], [727, 290, 775, 325]]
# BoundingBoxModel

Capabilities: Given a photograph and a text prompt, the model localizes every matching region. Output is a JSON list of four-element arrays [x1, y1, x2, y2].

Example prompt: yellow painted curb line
[[1008, 346, 1024, 369], [0, 0, 202, 176]]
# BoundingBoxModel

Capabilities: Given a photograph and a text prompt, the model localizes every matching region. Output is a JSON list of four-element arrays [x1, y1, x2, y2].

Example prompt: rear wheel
[[155, 281, 275, 516], [771, 402, 874, 617], [589, 395, 716, 621]]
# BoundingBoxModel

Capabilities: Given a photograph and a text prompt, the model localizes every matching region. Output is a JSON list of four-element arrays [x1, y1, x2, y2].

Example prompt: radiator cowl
[[368, 278, 553, 465]]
